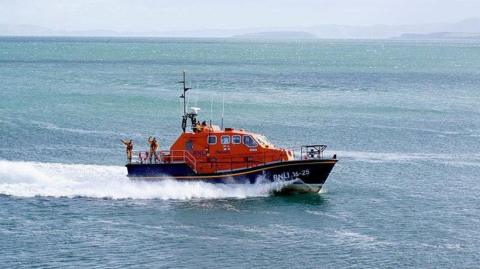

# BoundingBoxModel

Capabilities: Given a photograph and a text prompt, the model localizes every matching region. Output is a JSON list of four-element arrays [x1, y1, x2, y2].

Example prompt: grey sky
[[1, 0, 479, 32]]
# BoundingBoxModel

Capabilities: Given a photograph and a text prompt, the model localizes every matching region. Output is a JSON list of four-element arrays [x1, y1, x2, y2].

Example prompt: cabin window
[[232, 135, 241, 144], [243, 135, 257, 147], [221, 135, 230, 145], [254, 135, 272, 147], [185, 140, 193, 151], [208, 135, 217, 145]]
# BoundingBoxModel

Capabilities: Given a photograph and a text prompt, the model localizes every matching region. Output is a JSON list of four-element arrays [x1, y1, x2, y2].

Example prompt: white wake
[[0, 160, 288, 200]]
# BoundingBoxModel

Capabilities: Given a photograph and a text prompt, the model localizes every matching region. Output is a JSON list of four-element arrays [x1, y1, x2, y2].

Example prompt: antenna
[[178, 70, 191, 117], [221, 93, 225, 130], [209, 95, 213, 127], [179, 71, 192, 132]]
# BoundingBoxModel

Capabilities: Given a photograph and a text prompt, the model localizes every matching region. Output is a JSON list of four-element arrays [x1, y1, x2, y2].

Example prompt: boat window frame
[[242, 135, 258, 148], [232, 135, 241, 144], [207, 135, 217, 145], [221, 135, 230, 145], [185, 140, 193, 151], [254, 134, 272, 147]]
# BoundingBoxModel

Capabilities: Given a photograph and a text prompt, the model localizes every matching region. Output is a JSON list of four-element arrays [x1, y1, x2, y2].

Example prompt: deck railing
[[128, 145, 332, 174], [131, 150, 198, 173]]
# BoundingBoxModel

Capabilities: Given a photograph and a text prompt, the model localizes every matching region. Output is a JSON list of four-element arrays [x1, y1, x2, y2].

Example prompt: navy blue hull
[[126, 159, 337, 191]]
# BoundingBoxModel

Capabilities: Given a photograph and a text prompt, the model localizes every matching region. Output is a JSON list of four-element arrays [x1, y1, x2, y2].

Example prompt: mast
[[209, 95, 213, 127], [221, 94, 225, 130], [179, 70, 191, 117], [178, 71, 198, 133]]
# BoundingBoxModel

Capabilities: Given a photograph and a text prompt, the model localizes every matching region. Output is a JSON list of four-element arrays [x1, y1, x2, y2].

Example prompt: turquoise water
[[1, 37, 480, 268]]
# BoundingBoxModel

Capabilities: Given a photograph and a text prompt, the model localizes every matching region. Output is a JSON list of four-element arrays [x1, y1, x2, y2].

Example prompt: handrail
[[127, 145, 329, 174], [129, 150, 198, 173], [183, 150, 197, 173]]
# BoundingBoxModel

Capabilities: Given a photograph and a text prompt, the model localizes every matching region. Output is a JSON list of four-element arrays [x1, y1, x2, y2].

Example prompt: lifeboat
[[125, 72, 337, 193]]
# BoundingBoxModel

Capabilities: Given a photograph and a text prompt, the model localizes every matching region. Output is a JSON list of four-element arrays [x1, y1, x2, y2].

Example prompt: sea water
[[1, 37, 479, 268]]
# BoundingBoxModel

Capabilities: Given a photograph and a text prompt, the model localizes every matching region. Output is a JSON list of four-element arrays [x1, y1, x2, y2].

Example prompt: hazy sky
[[1, 0, 479, 32]]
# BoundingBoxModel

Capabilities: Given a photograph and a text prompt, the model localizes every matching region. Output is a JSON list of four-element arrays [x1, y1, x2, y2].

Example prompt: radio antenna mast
[[221, 94, 225, 130], [209, 95, 213, 127], [179, 71, 193, 132], [179, 70, 191, 117]]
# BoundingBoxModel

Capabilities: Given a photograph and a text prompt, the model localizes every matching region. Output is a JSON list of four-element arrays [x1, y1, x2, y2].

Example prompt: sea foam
[[0, 160, 287, 200]]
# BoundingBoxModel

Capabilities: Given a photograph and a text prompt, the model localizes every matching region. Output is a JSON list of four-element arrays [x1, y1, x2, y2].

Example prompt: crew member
[[121, 139, 133, 163], [194, 122, 202, 133], [148, 136, 159, 163]]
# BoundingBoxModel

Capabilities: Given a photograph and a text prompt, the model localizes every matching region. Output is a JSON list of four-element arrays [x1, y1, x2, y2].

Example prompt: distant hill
[[301, 17, 480, 39], [232, 31, 316, 39], [2, 18, 480, 39], [0, 24, 51, 35], [396, 32, 480, 40]]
